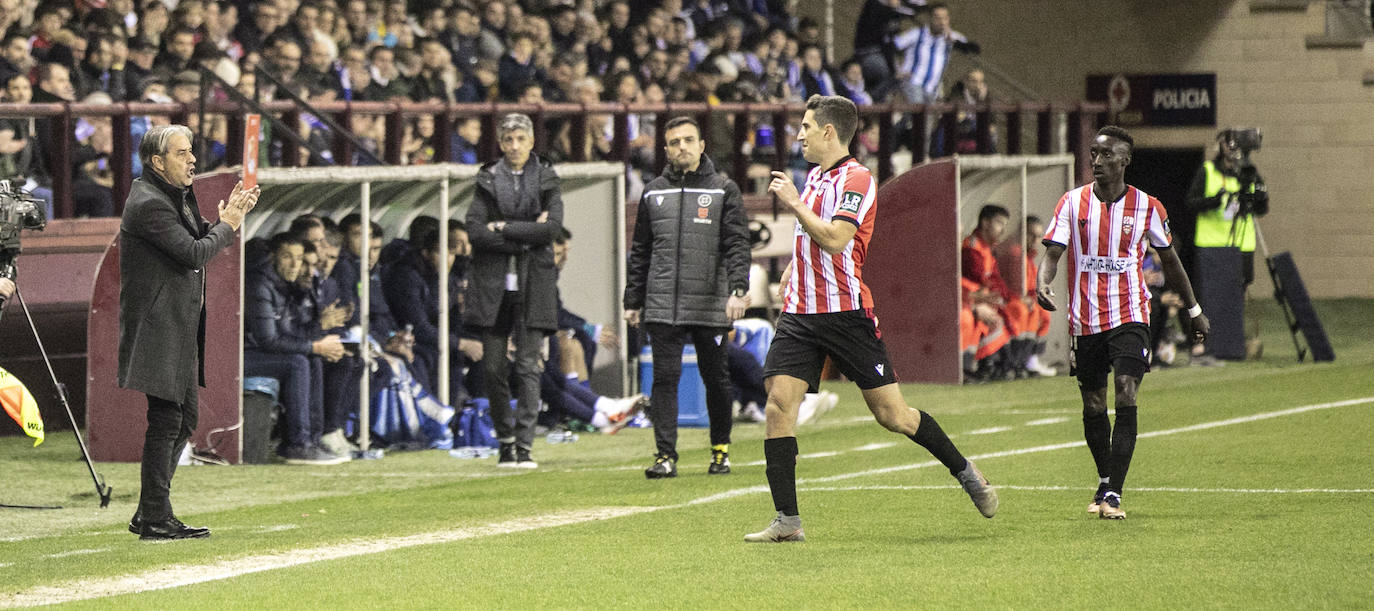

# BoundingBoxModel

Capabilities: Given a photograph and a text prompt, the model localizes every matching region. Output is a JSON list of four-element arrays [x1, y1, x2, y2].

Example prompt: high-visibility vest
[[1194, 160, 1256, 252]]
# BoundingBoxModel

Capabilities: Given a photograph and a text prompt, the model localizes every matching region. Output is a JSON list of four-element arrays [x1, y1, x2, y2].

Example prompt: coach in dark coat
[[464, 113, 562, 467], [623, 116, 750, 478], [117, 124, 258, 540]]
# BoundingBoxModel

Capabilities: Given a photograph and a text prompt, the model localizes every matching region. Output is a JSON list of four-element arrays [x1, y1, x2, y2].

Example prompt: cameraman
[[1187, 128, 1269, 283], [1185, 128, 1268, 361]]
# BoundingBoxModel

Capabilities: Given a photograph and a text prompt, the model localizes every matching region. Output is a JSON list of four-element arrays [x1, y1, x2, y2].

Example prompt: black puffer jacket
[[624, 154, 750, 328]]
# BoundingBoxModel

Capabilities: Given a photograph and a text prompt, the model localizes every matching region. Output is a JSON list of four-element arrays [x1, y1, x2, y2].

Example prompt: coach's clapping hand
[[1036, 284, 1057, 311], [217, 181, 260, 231]]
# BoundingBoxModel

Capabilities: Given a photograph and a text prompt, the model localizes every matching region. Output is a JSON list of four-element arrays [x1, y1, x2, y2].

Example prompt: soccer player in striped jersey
[[744, 95, 998, 544], [1037, 126, 1210, 520]]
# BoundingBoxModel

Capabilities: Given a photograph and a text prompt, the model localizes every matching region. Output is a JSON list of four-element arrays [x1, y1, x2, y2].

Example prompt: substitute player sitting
[[1037, 126, 1210, 520], [745, 95, 998, 543]]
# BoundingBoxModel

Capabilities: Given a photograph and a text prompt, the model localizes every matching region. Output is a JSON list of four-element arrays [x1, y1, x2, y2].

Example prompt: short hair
[[323, 228, 344, 248], [497, 113, 534, 139], [408, 215, 440, 242], [289, 214, 325, 237], [268, 232, 304, 255], [138, 124, 194, 166], [448, 219, 466, 233], [978, 204, 1010, 224], [805, 94, 858, 145], [1097, 125, 1134, 153], [664, 116, 700, 137], [1025, 215, 1042, 227]]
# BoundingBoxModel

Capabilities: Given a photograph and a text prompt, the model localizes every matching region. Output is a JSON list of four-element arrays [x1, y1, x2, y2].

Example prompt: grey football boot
[[744, 512, 805, 543], [956, 460, 999, 518]]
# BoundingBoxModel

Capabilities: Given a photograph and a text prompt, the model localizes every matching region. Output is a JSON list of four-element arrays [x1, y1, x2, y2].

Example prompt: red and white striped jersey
[[1043, 184, 1173, 336], [783, 156, 878, 314]]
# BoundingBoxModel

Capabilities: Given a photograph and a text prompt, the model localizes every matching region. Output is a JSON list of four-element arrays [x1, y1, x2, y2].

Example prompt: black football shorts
[[1070, 322, 1151, 389], [763, 309, 897, 393]]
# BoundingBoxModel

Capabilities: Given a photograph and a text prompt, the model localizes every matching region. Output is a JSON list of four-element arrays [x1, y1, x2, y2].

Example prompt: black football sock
[[1083, 407, 1112, 480], [1108, 404, 1138, 495], [764, 437, 799, 516], [908, 411, 968, 476]]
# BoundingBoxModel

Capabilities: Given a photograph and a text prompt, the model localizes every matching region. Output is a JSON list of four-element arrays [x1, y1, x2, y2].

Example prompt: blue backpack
[[453, 399, 505, 449]]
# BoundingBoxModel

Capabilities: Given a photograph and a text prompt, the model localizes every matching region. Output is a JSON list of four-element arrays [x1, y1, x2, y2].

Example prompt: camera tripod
[[0, 279, 113, 509]]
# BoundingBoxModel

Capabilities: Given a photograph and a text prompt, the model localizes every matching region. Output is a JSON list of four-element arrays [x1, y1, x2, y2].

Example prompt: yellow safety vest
[[1193, 160, 1256, 252]]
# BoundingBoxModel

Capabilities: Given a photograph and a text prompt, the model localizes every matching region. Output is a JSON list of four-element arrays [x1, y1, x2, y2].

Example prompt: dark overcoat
[[463, 155, 563, 331], [117, 171, 236, 405]]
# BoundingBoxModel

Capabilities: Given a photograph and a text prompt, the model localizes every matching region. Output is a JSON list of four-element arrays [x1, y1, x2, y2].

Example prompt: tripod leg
[[14, 289, 113, 508]]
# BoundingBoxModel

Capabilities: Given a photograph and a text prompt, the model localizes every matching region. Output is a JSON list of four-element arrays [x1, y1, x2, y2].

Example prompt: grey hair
[[139, 124, 194, 166], [497, 113, 534, 139]]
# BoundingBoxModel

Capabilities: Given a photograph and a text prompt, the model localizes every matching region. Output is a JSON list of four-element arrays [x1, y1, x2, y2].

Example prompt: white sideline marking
[[5, 396, 1369, 607], [1025, 417, 1069, 426], [0, 507, 657, 608], [43, 548, 109, 559], [806, 396, 1374, 485], [853, 442, 899, 451], [798, 485, 1374, 495], [967, 426, 1013, 435]]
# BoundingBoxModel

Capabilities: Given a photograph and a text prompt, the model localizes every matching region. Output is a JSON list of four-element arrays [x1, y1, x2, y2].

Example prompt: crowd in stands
[[0, 0, 988, 218]]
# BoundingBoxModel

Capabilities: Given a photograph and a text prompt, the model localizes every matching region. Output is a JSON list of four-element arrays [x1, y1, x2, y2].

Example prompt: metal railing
[[0, 98, 1106, 219]]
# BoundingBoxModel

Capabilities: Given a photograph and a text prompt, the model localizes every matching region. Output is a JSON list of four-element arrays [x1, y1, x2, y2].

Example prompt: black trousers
[[643, 323, 733, 461], [138, 394, 196, 522], [322, 355, 361, 433]]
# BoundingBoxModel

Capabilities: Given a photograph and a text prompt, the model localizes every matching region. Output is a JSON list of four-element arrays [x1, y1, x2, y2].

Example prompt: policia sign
[[1086, 73, 1217, 127]]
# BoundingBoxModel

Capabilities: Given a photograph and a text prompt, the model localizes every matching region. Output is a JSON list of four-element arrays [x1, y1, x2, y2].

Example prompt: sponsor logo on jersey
[[1077, 255, 1137, 274], [838, 190, 863, 214], [697, 194, 712, 207], [875, 364, 884, 376], [655, 195, 664, 206]]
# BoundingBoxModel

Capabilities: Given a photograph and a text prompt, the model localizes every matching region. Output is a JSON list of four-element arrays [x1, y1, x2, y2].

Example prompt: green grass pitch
[[2, 299, 1371, 608]]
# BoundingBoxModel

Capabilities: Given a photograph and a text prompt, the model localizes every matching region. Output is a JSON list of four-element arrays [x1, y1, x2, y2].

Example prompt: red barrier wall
[[868, 159, 962, 384], [87, 171, 243, 462]]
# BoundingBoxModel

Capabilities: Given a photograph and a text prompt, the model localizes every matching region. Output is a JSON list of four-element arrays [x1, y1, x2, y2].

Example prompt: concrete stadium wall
[[830, 0, 1374, 297]]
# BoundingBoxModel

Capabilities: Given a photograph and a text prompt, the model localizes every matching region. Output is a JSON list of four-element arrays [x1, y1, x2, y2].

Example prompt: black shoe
[[128, 513, 141, 535], [708, 448, 731, 475], [496, 443, 520, 468], [139, 517, 210, 540], [645, 453, 677, 479], [515, 446, 538, 469]]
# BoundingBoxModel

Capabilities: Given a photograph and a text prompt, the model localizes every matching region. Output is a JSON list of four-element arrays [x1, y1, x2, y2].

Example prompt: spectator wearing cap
[[125, 37, 158, 87]]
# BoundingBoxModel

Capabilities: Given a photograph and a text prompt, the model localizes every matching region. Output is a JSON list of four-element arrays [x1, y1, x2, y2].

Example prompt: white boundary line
[[2, 396, 1370, 608], [798, 484, 1374, 494]]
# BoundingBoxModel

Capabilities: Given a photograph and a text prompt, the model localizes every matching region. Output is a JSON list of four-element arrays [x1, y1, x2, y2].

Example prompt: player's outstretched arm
[[1036, 243, 1065, 311]]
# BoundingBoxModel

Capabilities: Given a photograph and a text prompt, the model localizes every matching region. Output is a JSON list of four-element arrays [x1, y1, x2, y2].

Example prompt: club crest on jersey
[[697, 206, 709, 219], [839, 190, 863, 214], [1121, 216, 1135, 236], [697, 194, 712, 207]]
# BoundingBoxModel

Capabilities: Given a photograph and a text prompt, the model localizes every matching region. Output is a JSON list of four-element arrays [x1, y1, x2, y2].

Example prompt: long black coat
[[117, 172, 236, 405], [463, 156, 563, 331]]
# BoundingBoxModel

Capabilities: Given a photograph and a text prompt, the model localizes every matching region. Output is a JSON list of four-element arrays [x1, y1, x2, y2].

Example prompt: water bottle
[[546, 430, 579, 444], [756, 124, 774, 148]]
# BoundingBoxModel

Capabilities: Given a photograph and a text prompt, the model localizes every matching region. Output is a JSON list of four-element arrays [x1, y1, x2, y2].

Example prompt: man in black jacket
[[465, 113, 563, 469], [243, 233, 349, 465], [624, 116, 751, 479], [118, 124, 258, 540]]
